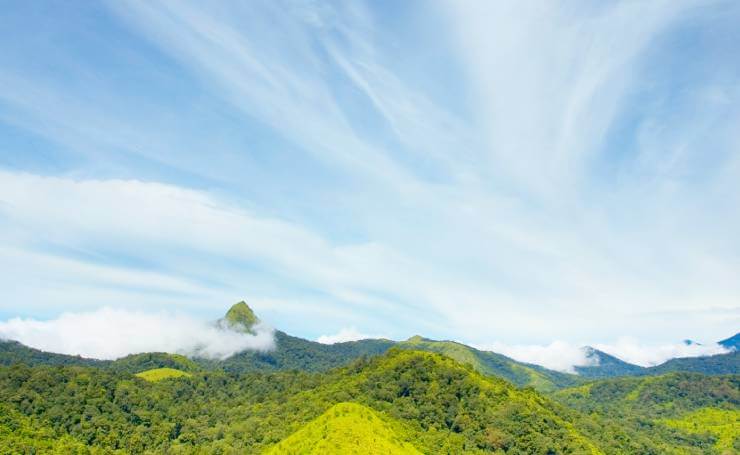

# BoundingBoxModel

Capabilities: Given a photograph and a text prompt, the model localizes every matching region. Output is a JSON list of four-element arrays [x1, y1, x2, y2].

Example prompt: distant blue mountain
[[718, 332, 739, 350]]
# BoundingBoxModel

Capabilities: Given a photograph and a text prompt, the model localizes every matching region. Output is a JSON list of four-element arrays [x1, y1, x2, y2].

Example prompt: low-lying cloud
[[478, 341, 598, 373], [592, 337, 730, 367], [316, 327, 387, 344], [0, 307, 275, 360], [476, 338, 731, 373]]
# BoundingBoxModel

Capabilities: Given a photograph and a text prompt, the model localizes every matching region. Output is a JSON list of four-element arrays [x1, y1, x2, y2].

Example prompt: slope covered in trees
[[396, 335, 582, 391], [553, 373, 740, 453], [1, 348, 736, 453]]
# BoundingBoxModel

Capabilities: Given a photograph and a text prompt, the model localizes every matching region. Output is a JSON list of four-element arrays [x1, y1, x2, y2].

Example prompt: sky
[[0, 1, 739, 362]]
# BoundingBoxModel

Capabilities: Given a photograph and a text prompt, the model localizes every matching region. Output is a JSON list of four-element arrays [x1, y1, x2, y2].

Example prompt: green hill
[[396, 335, 583, 391], [110, 352, 199, 374], [553, 372, 739, 418], [553, 372, 740, 453], [266, 402, 422, 454]]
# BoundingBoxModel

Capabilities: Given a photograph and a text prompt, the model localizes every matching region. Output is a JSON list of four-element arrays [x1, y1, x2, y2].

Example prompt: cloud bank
[[478, 341, 597, 373], [476, 339, 730, 373], [0, 308, 275, 360], [592, 338, 730, 367], [316, 327, 387, 344]]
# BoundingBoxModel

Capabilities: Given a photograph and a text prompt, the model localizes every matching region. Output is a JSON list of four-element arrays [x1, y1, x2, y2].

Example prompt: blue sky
[[1, 1, 739, 348]]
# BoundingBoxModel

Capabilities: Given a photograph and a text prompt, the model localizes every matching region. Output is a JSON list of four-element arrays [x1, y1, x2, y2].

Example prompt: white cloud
[[316, 326, 386, 344], [476, 341, 597, 373], [593, 337, 730, 367], [475, 338, 731, 373], [0, 307, 275, 360], [0, 1, 738, 346]]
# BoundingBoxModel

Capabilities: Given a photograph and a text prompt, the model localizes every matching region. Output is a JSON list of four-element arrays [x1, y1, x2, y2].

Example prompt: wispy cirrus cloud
[[0, 1, 738, 347]]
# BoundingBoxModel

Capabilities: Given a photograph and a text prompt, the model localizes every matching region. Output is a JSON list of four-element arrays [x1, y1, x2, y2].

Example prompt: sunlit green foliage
[[220, 301, 260, 333], [266, 402, 422, 454], [111, 352, 200, 374], [553, 373, 740, 454], [135, 367, 192, 382], [661, 408, 740, 454], [0, 403, 115, 454]]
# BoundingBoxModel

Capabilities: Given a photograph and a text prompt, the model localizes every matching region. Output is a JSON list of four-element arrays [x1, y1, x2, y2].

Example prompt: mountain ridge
[[0, 302, 737, 386]]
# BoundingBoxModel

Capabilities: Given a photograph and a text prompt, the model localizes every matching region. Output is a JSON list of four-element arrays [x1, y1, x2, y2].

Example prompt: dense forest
[[0, 303, 737, 454]]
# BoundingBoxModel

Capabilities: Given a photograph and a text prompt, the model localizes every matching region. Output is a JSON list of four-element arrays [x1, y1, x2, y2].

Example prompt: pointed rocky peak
[[221, 301, 260, 333]]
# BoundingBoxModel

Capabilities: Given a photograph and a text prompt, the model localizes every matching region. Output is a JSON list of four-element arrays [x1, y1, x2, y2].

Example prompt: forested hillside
[[553, 373, 740, 454], [1, 348, 738, 454]]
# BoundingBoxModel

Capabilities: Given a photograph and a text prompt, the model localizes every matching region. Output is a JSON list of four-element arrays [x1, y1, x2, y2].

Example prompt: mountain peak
[[406, 335, 428, 343], [718, 332, 739, 350], [222, 301, 259, 333]]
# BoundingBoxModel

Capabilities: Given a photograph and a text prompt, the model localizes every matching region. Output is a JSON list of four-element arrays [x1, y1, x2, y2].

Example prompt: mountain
[[219, 300, 260, 333], [265, 402, 422, 454], [719, 332, 739, 351], [2, 303, 736, 389], [572, 334, 740, 379], [575, 347, 645, 378], [646, 350, 739, 376]]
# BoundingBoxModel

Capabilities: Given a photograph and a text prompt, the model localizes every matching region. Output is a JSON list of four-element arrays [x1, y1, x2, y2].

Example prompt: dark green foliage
[[109, 352, 200, 374], [0, 340, 108, 367], [573, 346, 739, 379], [647, 351, 739, 376], [211, 330, 396, 373]]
